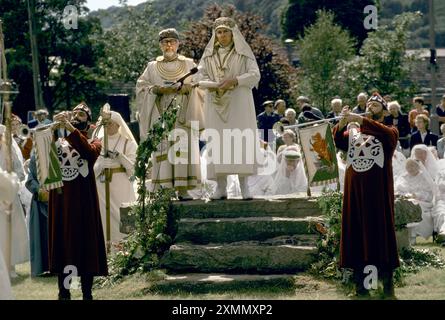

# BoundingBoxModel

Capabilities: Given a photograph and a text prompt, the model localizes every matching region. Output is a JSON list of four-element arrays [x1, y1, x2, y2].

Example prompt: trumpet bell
[[18, 124, 31, 139]]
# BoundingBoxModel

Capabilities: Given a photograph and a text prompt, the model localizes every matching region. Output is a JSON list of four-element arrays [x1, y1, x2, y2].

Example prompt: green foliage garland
[[104, 97, 181, 283]]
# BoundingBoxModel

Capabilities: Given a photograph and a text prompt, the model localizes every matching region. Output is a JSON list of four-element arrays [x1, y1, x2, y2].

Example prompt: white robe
[[395, 172, 435, 239], [0, 170, 20, 300], [433, 170, 445, 235], [0, 145, 29, 269], [199, 47, 262, 180], [136, 55, 203, 191], [94, 134, 138, 243]]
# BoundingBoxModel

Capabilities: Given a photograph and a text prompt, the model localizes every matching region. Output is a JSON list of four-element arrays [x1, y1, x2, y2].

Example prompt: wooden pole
[[100, 104, 112, 253], [429, 0, 438, 134], [26, 0, 45, 110]]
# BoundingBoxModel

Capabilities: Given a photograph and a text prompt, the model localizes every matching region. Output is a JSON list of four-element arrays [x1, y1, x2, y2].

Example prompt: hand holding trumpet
[[53, 111, 76, 132], [338, 106, 364, 130]]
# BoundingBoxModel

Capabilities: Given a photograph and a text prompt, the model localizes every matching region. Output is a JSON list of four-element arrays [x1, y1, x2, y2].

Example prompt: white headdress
[[410, 144, 439, 180], [201, 17, 256, 61], [94, 111, 137, 145]]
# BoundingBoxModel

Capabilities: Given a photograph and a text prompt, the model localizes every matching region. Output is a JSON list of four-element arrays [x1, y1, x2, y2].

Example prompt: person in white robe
[[432, 166, 445, 243], [395, 158, 436, 239], [410, 144, 439, 181], [198, 17, 262, 200], [392, 147, 407, 182], [136, 28, 203, 200], [0, 168, 20, 300], [273, 146, 308, 195], [93, 111, 138, 244], [0, 125, 29, 277]]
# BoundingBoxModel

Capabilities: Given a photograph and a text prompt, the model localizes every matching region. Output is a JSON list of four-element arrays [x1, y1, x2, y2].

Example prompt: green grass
[[11, 239, 445, 300]]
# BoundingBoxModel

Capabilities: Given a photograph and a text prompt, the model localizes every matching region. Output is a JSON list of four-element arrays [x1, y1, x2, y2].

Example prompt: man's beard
[[371, 111, 383, 121], [163, 51, 177, 60], [71, 119, 89, 131]]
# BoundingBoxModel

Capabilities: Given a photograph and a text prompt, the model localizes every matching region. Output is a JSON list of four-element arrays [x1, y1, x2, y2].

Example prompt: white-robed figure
[[94, 111, 138, 243], [273, 146, 308, 195], [198, 17, 262, 200], [0, 125, 29, 277], [432, 165, 445, 243], [410, 144, 439, 181], [0, 169, 20, 300], [392, 147, 407, 182], [395, 158, 436, 239], [136, 28, 203, 200]]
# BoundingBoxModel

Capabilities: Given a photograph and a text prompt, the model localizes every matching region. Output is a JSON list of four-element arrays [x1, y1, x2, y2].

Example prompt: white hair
[[357, 92, 368, 99], [388, 101, 401, 111], [331, 98, 342, 106], [285, 108, 296, 116]]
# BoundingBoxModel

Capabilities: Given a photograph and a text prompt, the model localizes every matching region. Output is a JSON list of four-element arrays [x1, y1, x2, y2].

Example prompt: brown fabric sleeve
[[333, 124, 349, 152], [66, 129, 102, 163]]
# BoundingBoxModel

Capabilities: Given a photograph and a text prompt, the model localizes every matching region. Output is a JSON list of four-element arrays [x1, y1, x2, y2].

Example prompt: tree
[[297, 10, 356, 113], [98, 2, 167, 85], [1, 0, 107, 119], [281, 0, 376, 47], [335, 12, 422, 109], [180, 4, 299, 114]]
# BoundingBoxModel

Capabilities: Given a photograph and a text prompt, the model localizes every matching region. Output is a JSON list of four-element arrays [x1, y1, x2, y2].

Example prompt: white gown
[[0, 170, 20, 300], [272, 146, 308, 195], [395, 166, 435, 239], [94, 133, 138, 243], [0, 144, 29, 269], [432, 167, 445, 236]]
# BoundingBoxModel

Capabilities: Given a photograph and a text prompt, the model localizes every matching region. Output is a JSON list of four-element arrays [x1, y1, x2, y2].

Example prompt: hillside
[[380, 0, 445, 48], [89, 0, 287, 38]]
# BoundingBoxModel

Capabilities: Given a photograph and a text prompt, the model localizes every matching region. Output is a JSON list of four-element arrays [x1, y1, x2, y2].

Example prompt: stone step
[[175, 217, 322, 244], [147, 273, 297, 294], [160, 242, 317, 274], [173, 196, 322, 219]]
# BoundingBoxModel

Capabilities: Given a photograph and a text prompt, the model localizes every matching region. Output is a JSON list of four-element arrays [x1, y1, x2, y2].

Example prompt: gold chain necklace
[[156, 58, 186, 81]]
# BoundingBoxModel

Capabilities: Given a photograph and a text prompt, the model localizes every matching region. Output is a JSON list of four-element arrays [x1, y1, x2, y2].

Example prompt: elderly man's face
[[331, 102, 342, 113], [216, 28, 233, 47], [160, 38, 179, 59], [286, 112, 296, 122], [357, 95, 367, 106], [389, 105, 399, 117]]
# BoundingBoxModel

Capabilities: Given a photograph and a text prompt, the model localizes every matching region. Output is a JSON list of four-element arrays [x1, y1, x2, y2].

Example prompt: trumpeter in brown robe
[[333, 94, 400, 297], [49, 103, 108, 300]]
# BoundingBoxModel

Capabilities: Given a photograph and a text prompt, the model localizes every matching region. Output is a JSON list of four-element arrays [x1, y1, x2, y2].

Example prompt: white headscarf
[[94, 111, 137, 145], [410, 144, 439, 180], [395, 159, 438, 202], [273, 146, 308, 195], [201, 17, 256, 61]]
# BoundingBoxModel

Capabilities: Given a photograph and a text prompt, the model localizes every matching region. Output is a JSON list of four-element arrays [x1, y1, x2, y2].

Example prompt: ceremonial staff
[[0, 19, 19, 277], [100, 103, 112, 253]]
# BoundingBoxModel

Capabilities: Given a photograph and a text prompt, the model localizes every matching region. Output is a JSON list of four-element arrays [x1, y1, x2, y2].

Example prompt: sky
[[85, 0, 148, 12]]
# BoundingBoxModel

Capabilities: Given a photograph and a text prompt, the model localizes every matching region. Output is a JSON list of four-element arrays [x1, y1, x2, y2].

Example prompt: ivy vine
[[103, 97, 182, 284]]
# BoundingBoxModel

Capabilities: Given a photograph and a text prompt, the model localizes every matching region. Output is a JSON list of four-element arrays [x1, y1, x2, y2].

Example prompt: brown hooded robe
[[49, 129, 108, 276], [333, 118, 400, 272]]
